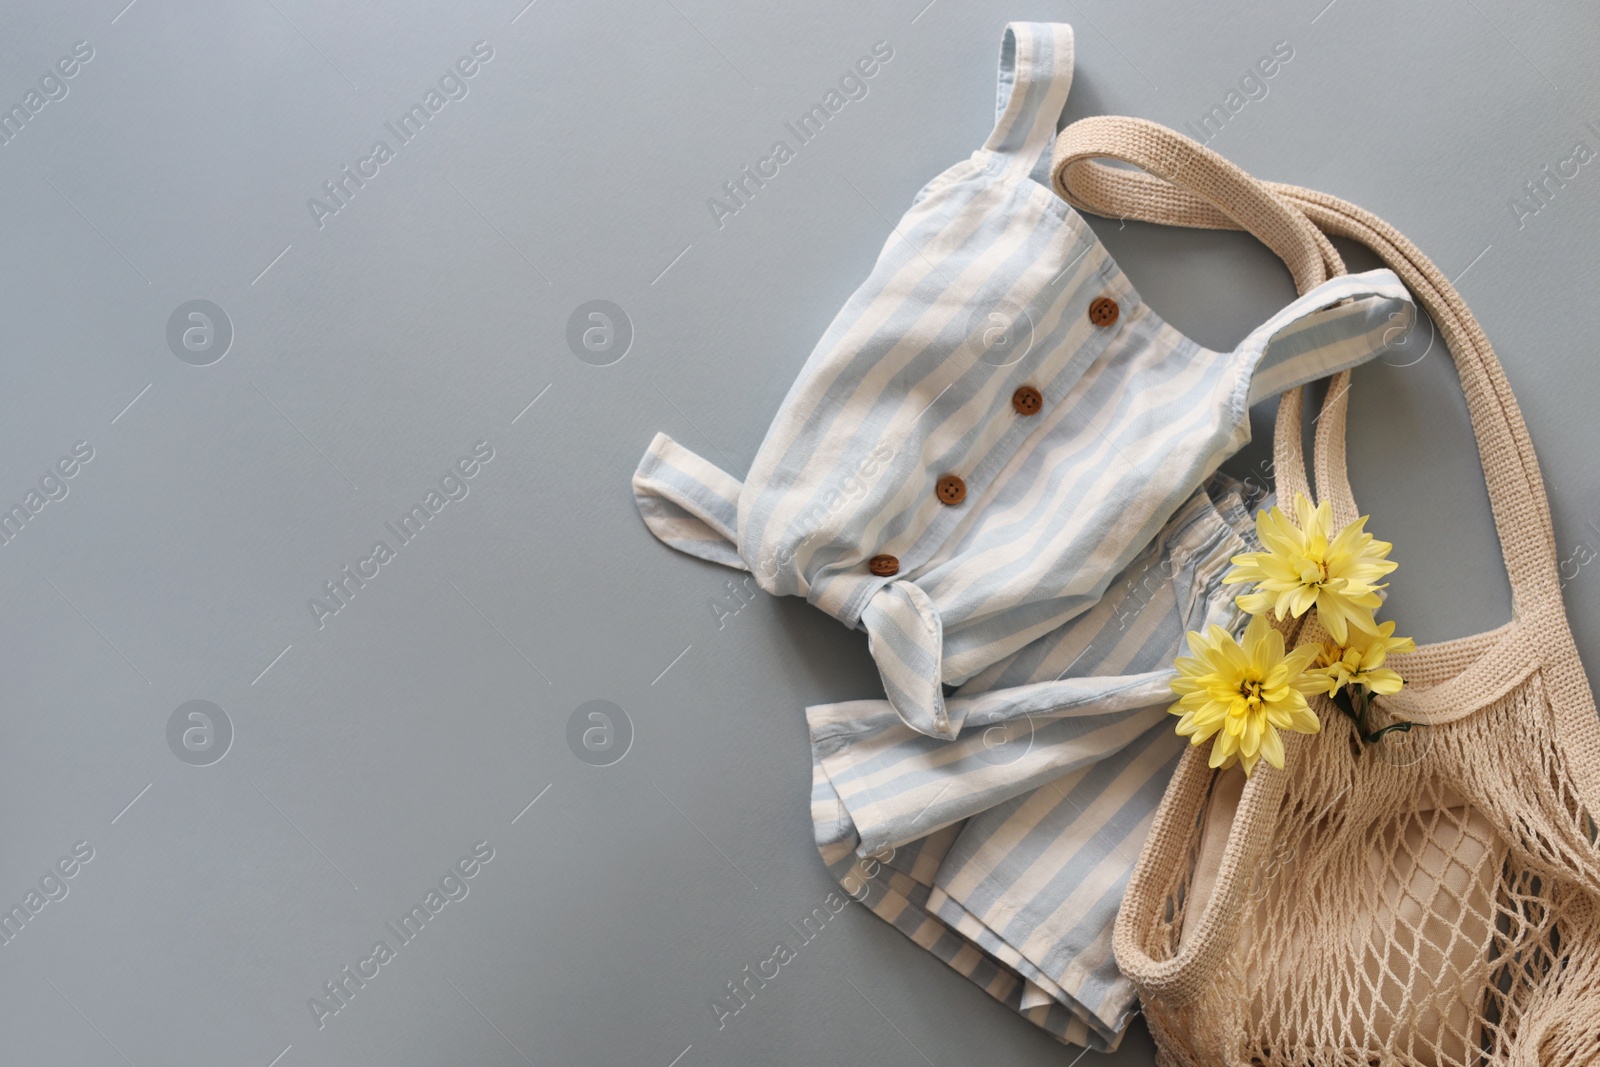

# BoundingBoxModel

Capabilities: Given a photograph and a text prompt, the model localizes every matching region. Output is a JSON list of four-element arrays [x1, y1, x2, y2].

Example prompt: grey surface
[[2, 1, 1598, 1065]]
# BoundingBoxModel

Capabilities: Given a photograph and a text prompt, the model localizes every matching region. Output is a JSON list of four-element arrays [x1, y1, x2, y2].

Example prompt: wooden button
[[1088, 296, 1120, 327], [868, 554, 899, 577], [1012, 385, 1043, 416], [935, 474, 966, 506]]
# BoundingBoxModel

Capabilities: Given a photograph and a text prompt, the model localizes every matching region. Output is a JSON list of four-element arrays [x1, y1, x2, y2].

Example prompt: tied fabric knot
[[858, 579, 961, 739]]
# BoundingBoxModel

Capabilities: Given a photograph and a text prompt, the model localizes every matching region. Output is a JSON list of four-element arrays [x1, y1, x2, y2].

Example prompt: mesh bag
[[1048, 117, 1600, 1066]]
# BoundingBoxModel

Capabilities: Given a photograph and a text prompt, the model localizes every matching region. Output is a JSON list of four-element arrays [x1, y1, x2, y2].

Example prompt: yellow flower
[[1169, 614, 1325, 777], [1223, 492, 1397, 644], [1305, 619, 1416, 697]]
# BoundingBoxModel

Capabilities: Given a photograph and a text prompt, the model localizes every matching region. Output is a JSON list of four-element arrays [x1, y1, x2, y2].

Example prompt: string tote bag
[[1047, 117, 1600, 1066]]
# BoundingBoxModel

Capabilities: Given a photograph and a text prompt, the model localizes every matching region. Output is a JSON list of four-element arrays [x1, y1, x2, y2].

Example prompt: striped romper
[[632, 20, 1416, 1048]]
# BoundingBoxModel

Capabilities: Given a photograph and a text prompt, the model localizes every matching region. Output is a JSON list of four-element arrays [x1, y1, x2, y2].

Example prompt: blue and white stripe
[[811, 476, 1267, 1048]]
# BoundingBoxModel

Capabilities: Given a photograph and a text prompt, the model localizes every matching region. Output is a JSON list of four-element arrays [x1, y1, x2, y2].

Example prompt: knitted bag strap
[[1050, 115, 1344, 513], [1051, 116, 1561, 616]]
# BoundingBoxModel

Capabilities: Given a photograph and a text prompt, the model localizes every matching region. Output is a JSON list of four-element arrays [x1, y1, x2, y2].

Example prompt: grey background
[[2, 0, 1597, 1064]]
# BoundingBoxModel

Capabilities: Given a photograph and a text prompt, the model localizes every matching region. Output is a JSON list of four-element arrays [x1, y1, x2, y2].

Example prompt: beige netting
[[1048, 117, 1600, 1067]]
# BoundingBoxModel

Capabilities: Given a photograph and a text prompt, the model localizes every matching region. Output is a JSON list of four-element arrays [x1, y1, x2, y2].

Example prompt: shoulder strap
[[1239, 269, 1414, 407], [981, 22, 1076, 186]]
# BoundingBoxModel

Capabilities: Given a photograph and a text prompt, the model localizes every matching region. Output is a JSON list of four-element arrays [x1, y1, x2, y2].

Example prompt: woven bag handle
[[1052, 118, 1560, 607], [1051, 116, 1348, 516], [1051, 116, 1566, 1007], [1270, 185, 1559, 586], [1051, 116, 1334, 291]]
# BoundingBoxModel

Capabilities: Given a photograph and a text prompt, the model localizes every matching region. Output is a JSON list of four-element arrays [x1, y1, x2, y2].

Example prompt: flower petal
[[1259, 723, 1286, 769], [1364, 668, 1405, 695], [1236, 591, 1273, 616]]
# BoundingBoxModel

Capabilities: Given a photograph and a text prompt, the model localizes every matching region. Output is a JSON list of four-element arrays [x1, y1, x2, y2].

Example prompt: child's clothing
[[633, 23, 1412, 739], [809, 475, 1267, 1047]]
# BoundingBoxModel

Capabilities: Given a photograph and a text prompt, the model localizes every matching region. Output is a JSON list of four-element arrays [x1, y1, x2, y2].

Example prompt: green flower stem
[[1365, 720, 1414, 742], [1329, 685, 1414, 746], [1330, 686, 1358, 723]]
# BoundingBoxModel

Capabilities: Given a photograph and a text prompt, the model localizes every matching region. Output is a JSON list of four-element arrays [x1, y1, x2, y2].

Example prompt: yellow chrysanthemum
[[1223, 492, 1398, 644], [1305, 619, 1416, 698], [1169, 614, 1325, 776]]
